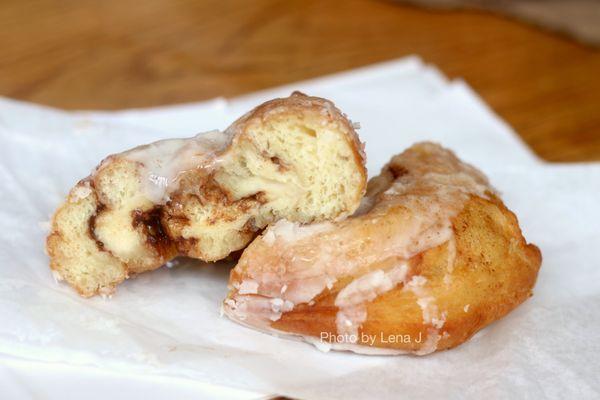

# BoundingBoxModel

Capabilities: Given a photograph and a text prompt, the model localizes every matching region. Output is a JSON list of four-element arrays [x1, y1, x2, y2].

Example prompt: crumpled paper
[[1, 56, 598, 399]]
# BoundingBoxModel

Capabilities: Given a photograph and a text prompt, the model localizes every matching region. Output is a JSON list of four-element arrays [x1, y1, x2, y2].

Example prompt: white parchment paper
[[0, 57, 598, 399]]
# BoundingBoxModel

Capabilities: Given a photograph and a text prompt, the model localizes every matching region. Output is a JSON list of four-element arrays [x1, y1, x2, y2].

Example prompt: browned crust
[[228, 144, 541, 354], [269, 195, 541, 353]]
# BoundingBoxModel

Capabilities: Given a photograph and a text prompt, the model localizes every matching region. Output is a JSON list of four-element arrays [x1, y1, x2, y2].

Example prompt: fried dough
[[224, 142, 541, 355], [47, 92, 366, 297]]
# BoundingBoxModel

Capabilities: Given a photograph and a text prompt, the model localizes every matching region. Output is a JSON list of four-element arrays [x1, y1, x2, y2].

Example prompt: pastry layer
[[47, 92, 367, 297]]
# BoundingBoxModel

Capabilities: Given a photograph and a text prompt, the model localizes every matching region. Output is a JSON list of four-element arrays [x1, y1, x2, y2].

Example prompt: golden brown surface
[[225, 143, 541, 354], [1, 0, 599, 162], [272, 196, 541, 352]]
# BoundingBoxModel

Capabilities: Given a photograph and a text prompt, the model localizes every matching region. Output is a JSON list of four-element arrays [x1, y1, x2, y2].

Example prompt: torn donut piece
[[46, 92, 367, 297], [224, 142, 541, 355]]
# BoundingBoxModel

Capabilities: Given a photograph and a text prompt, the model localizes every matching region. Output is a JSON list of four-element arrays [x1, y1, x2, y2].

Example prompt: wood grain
[[1, 0, 599, 161]]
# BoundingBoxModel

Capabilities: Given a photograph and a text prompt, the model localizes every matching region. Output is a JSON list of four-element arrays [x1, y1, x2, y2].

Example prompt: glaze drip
[[225, 143, 495, 354], [119, 130, 231, 204]]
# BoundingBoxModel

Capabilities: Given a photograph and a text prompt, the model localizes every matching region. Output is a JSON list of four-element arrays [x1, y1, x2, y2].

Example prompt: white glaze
[[403, 275, 447, 354], [238, 280, 259, 295], [119, 130, 231, 204], [263, 219, 335, 246], [405, 275, 446, 329], [224, 294, 294, 325], [334, 263, 409, 342], [225, 143, 494, 354]]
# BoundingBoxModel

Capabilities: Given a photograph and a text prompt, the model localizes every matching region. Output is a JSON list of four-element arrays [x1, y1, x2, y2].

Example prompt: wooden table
[[1, 0, 599, 162]]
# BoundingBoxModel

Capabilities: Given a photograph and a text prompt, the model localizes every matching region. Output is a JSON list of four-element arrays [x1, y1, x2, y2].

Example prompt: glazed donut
[[47, 92, 367, 297], [224, 142, 541, 355]]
